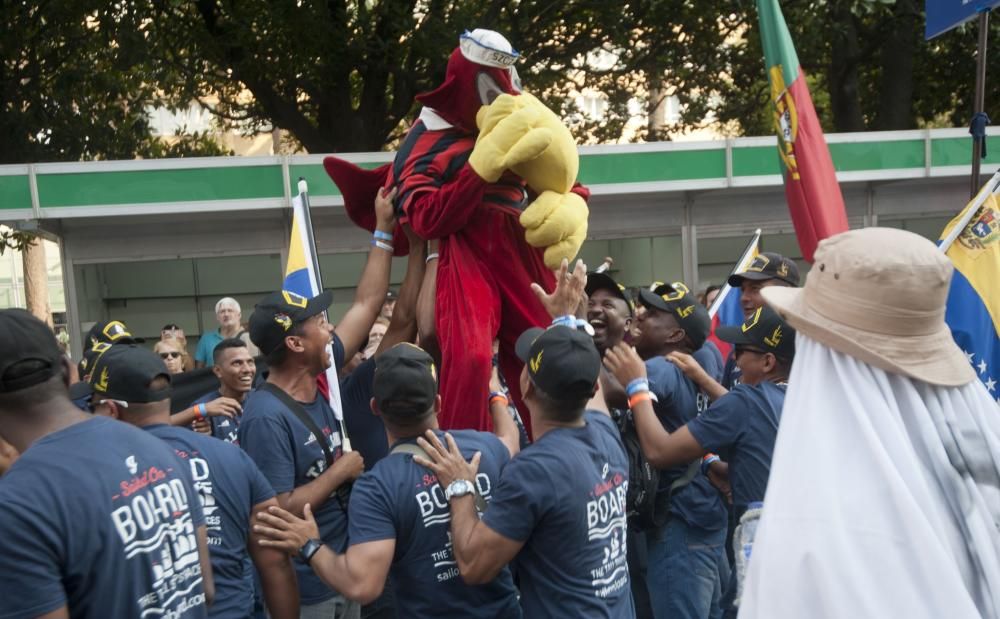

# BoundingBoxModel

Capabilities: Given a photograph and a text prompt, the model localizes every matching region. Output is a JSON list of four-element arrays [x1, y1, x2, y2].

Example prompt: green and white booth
[[1, 127, 994, 358]]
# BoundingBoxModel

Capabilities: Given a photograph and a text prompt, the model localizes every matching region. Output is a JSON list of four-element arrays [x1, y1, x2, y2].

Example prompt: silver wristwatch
[[445, 478, 475, 501]]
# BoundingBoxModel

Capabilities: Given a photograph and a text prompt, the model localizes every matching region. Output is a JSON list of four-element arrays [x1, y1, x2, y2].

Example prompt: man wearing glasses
[[605, 304, 795, 617]]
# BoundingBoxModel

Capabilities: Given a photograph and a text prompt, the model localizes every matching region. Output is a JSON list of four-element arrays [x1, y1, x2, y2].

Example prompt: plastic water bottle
[[734, 501, 764, 607]]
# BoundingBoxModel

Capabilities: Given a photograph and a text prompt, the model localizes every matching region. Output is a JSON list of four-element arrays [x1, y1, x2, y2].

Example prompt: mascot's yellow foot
[[521, 191, 589, 269]]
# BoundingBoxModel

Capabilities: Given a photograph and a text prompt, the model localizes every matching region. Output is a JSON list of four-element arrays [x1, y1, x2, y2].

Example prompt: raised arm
[[375, 223, 426, 355], [604, 343, 706, 469], [334, 187, 397, 361], [416, 239, 440, 364], [413, 432, 525, 585]]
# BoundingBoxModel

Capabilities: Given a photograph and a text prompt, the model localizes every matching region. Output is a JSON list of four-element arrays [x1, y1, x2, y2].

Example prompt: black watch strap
[[299, 538, 324, 563]]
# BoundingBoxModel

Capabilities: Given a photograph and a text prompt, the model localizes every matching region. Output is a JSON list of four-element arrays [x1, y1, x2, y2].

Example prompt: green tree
[[144, 0, 740, 150]]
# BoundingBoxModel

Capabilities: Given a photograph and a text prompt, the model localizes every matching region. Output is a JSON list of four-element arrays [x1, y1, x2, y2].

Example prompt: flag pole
[[708, 228, 762, 319], [295, 177, 353, 451], [941, 169, 1000, 253], [970, 10, 990, 197]]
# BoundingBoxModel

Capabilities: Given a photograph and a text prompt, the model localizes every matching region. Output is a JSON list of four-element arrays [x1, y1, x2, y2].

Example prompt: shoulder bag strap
[[260, 383, 334, 467]]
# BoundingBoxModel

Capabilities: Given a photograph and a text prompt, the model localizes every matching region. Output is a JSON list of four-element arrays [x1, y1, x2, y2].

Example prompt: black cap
[[585, 272, 635, 316], [248, 290, 333, 355], [385, 290, 398, 301], [716, 305, 795, 361], [728, 252, 800, 287], [515, 325, 601, 400], [88, 344, 171, 403], [373, 343, 438, 418], [637, 282, 711, 350], [79, 341, 113, 379], [85, 320, 141, 349], [0, 309, 63, 393]]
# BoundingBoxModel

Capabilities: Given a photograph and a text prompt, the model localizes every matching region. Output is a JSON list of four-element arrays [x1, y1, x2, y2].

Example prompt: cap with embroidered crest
[[85, 320, 141, 349], [585, 271, 635, 316], [373, 343, 438, 419], [728, 252, 800, 287], [716, 305, 795, 361], [515, 325, 601, 400], [637, 282, 712, 351], [248, 290, 333, 355], [87, 344, 171, 403]]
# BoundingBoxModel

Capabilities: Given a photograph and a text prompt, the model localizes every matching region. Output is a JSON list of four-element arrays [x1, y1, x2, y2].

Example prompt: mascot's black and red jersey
[[324, 30, 589, 436]]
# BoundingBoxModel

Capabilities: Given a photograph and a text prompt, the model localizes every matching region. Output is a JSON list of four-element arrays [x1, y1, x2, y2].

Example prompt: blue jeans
[[646, 518, 728, 619]]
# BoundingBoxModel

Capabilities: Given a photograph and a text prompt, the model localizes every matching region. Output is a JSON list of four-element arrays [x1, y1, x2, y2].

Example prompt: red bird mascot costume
[[324, 30, 589, 435]]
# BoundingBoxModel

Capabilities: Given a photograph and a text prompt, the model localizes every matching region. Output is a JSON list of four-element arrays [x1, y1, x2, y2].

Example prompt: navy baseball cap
[[85, 320, 141, 348], [248, 290, 333, 355], [728, 252, 800, 287], [716, 305, 796, 361], [637, 282, 711, 350], [0, 309, 64, 393], [88, 344, 171, 403], [586, 271, 635, 316], [373, 343, 438, 419], [515, 325, 601, 400]]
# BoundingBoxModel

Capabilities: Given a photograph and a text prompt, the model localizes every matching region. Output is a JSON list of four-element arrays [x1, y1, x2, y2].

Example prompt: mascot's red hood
[[322, 30, 520, 254], [416, 30, 521, 132]]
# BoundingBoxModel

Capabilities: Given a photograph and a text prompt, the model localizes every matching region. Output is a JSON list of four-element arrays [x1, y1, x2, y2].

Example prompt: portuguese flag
[[758, 0, 848, 262]]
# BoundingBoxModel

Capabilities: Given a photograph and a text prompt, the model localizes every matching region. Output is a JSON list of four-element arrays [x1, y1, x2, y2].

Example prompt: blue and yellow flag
[[940, 184, 1000, 401], [283, 188, 346, 423], [283, 196, 314, 296]]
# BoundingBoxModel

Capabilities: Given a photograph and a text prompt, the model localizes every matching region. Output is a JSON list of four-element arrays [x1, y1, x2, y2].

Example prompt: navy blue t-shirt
[[646, 357, 727, 532], [482, 411, 634, 619], [238, 334, 349, 605], [349, 430, 520, 618], [687, 382, 786, 518], [146, 424, 276, 618], [340, 357, 389, 469], [694, 341, 725, 386], [0, 416, 208, 618], [192, 389, 241, 444]]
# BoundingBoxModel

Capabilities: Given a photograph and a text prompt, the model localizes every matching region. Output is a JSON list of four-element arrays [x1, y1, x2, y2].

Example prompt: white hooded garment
[[739, 335, 1000, 619]]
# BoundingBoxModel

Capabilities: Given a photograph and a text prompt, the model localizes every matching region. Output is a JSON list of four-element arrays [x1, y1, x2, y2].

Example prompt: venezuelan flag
[[707, 230, 761, 359], [939, 178, 1000, 401]]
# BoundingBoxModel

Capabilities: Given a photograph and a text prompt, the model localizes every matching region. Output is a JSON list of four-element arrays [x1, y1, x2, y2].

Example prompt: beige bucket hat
[[762, 227, 975, 387]]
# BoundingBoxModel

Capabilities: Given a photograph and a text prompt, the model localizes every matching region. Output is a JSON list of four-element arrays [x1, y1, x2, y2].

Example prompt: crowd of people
[[3, 210, 997, 619]]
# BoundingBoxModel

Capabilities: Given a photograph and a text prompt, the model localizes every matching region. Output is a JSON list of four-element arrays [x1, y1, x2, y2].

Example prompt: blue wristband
[[625, 379, 649, 397], [551, 315, 576, 328], [374, 230, 394, 242]]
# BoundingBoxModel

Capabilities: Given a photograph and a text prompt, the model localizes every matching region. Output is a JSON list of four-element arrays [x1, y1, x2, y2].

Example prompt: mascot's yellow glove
[[521, 191, 589, 269], [468, 103, 553, 183]]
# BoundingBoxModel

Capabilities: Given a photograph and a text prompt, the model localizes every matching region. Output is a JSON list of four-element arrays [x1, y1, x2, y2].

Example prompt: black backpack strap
[[668, 459, 702, 499], [260, 383, 334, 467]]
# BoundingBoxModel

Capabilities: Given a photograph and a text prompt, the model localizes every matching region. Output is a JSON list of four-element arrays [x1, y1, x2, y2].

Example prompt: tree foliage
[[1, 0, 996, 160]]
